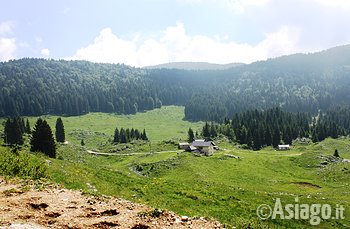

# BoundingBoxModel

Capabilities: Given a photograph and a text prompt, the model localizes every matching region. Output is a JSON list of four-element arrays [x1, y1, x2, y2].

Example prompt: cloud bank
[[0, 22, 16, 61], [69, 23, 306, 67]]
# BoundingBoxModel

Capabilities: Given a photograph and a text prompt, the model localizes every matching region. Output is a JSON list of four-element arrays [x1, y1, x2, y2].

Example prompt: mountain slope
[[144, 62, 243, 70], [1, 45, 350, 120]]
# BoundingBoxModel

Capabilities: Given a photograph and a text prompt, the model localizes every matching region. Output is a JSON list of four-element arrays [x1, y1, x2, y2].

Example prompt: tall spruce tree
[[188, 128, 195, 143], [120, 128, 127, 143], [3, 118, 24, 146], [55, 118, 65, 143], [142, 129, 148, 141], [134, 129, 140, 140], [113, 127, 120, 143], [25, 119, 31, 133], [30, 118, 56, 158], [126, 128, 130, 142], [202, 122, 210, 139], [333, 149, 340, 157]]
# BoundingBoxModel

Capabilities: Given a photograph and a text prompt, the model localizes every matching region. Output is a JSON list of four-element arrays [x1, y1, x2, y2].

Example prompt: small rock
[[181, 216, 189, 222]]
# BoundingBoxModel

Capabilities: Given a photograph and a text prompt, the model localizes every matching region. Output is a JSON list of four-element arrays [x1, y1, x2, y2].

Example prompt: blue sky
[[1, 0, 350, 66]]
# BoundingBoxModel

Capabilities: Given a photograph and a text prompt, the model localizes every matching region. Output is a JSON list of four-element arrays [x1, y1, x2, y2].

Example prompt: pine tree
[[135, 129, 140, 140], [333, 149, 340, 157], [131, 128, 135, 139], [113, 127, 120, 143], [120, 128, 127, 143], [3, 118, 24, 146], [19, 117, 25, 134], [125, 128, 130, 142], [188, 128, 194, 143], [202, 122, 210, 139], [272, 128, 281, 148], [142, 129, 148, 141], [30, 119, 56, 158], [55, 118, 65, 143], [26, 119, 31, 133], [210, 122, 217, 138], [4, 118, 24, 146], [81, 139, 85, 146]]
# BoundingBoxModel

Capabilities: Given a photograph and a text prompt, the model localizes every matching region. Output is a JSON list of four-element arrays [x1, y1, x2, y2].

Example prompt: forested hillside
[[1, 45, 350, 120], [0, 59, 163, 116]]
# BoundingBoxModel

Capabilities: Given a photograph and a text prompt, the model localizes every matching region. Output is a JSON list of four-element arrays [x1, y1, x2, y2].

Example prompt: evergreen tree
[[142, 129, 148, 141], [81, 139, 85, 146], [131, 128, 135, 139], [210, 122, 217, 138], [3, 118, 24, 146], [55, 118, 65, 143], [126, 128, 130, 142], [333, 149, 340, 157], [113, 127, 120, 143], [30, 118, 56, 158], [202, 122, 210, 139], [134, 129, 140, 140], [25, 119, 31, 133], [188, 128, 195, 143], [120, 128, 127, 143], [20, 117, 25, 134], [272, 128, 281, 148]]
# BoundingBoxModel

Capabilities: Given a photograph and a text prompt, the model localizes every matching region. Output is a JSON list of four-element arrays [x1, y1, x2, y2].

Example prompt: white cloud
[[0, 21, 16, 61], [68, 23, 307, 67], [70, 28, 138, 65], [41, 48, 50, 57], [0, 38, 16, 61]]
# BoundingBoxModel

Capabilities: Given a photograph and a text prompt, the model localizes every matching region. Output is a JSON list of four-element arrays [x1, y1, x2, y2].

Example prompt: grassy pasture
[[1, 106, 350, 228]]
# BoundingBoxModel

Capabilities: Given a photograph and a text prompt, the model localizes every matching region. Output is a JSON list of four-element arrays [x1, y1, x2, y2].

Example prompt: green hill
[[1, 45, 350, 120]]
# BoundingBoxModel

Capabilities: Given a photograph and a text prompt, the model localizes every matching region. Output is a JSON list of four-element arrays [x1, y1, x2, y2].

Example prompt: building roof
[[179, 142, 189, 146], [192, 140, 212, 147], [278, 144, 290, 148]]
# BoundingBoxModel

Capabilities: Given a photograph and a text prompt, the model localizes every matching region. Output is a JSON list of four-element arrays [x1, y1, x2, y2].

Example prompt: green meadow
[[2, 106, 204, 149], [1, 106, 350, 228]]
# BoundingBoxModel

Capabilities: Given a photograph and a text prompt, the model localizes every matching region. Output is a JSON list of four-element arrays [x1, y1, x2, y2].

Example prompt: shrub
[[0, 150, 47, 179]]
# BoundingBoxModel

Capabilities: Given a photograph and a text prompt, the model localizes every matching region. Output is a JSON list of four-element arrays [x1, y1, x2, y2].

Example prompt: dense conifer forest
[[200, 107, 350, 150], [1, 45, 350, 122]]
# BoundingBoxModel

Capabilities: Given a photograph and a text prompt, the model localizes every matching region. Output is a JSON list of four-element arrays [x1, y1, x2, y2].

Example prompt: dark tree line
[[0, 59, 164, 117], [310, 105, 350, 142], [201, 108, 311, 150], [113, 127, 148, 143], [2, 45, 350, 121], [200, 105, 350, 150], [2, 116, 56, 158]]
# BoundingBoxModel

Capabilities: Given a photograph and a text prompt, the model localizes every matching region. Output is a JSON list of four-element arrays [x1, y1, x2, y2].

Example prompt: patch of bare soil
[[291, 181, 321, 189], [0, 177, 222, 228]]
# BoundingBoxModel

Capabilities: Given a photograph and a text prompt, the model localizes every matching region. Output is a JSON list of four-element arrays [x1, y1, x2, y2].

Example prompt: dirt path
[[0, 177, 221, 228], [87, 150, 182, 156]]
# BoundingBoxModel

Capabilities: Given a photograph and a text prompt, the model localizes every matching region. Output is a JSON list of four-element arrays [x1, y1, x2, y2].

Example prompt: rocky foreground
[[0, 177, 222, 229]]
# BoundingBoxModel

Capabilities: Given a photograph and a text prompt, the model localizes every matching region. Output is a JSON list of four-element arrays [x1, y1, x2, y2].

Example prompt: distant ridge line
[[144, 62, 244, 70]]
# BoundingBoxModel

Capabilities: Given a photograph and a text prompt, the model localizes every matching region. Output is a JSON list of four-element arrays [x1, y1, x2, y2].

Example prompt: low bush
[[0, 150, 47, 179]]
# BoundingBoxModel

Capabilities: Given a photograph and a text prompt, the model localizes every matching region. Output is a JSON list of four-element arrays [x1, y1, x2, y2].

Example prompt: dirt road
[[87, 150, 182, 156]]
